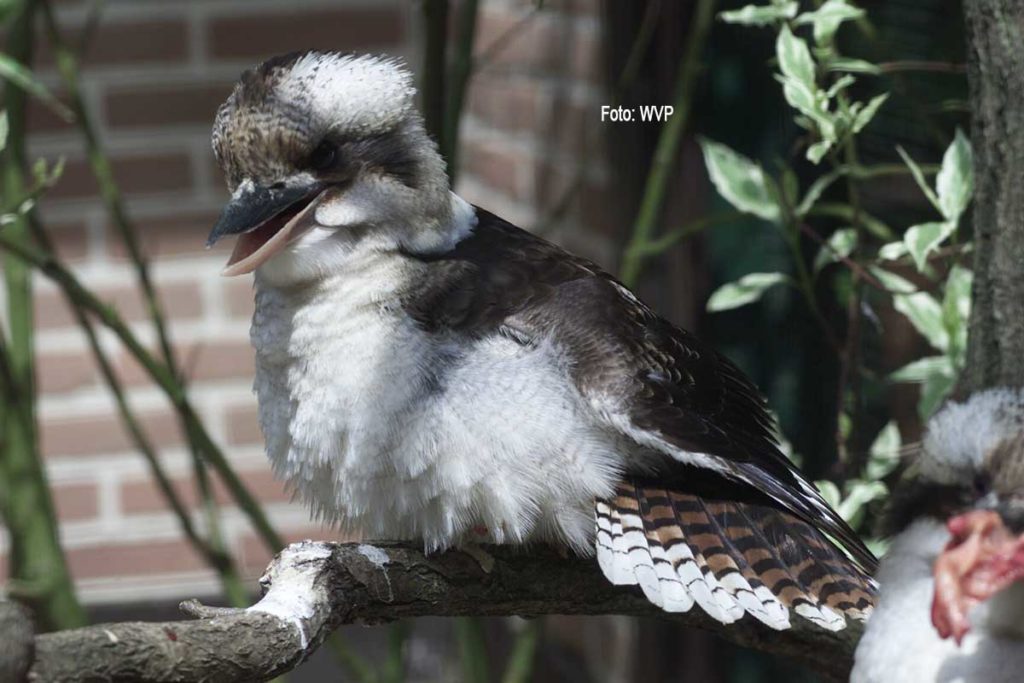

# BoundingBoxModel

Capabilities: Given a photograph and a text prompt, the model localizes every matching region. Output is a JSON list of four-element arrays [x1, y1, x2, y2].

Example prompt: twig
[[0, 231, 285, 553], [620, 0, 716, 287], [27, 541, 863, 683], [796, 223, 886, 292]]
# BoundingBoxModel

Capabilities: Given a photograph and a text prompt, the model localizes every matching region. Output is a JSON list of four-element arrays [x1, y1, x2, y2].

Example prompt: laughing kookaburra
[[207, 51, 877, 631], [852, 388, 1024, 682]]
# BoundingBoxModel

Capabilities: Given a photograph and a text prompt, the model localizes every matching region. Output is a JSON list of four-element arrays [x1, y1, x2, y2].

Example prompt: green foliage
[[700, 138, 781, 222], [706, 272, 791, 311], [706, 0, 975, 544]]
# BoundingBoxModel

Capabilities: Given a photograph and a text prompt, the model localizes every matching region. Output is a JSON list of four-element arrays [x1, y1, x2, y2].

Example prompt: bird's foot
[[459, 542, 495, 574]]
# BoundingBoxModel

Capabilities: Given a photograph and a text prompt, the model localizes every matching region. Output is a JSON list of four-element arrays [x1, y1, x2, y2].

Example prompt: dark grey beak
[[206, 178, 324, 248]]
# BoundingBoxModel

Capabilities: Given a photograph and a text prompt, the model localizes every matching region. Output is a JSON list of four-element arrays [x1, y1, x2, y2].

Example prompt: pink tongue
[[221, 193, 322, 277]]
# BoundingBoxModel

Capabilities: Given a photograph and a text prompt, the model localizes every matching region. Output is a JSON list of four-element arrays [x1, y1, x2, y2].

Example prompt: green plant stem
[[0, 0, 87, 631], [454, 616, 489, 683], [624, 211, 745, 259], [420, 0, 448, 147], [620, 0, 716, 288], [379, 618, 411, 683], [807, 202, 895, 241], [441, 0, 479, 182], [501, 620, 540, 683], [41, 2, 176, 375], [0, 232, 284, 553], [41, 0, 248, 606], [615, 0, 662, 100], [833, 122, 868, 467]]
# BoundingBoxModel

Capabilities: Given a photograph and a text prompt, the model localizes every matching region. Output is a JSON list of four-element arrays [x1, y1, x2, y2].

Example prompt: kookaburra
[[852, 389, 1024, 682], [208, 51, 876, 631]]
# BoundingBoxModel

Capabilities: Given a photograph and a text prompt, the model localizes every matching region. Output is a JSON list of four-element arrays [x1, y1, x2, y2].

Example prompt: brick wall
[[3, 0, 614, 607]]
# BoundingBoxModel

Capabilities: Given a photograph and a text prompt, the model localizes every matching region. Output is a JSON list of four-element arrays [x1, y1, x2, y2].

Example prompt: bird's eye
[[309, 142, 337, 171]]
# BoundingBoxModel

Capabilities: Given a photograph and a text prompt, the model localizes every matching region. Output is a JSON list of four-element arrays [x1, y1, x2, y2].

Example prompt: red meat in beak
[[932, 509, 1024, 644]]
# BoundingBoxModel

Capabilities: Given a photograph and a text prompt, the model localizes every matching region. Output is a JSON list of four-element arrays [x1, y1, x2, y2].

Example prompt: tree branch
[[26, 542, 861, 682]]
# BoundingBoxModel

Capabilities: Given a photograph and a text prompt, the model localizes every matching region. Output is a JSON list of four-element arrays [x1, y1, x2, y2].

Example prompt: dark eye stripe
[[881, 480, 972, 537]]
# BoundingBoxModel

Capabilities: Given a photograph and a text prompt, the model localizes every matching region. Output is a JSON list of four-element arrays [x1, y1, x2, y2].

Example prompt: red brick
[[224, 278, 255, 319], [66, 539, 206, 579], [53, 482, 99, 521], [475, 9, 561, 72], [26, 94, 74, 134], [105, 83, 234, 129], [47, 219, 91, 262], [35, 281, 203, 330], [38, 350, 97, 394], [108, 209, 221, 260], [209, 8, 404, 60], [468, 80, 540, 133], [225, 403, 262, 447], [120, 467, 289, 515], [41, 410, 182, 458], [461, 140, 526, 200], [37, 20, 188, 67], [115, 339, 253, 386], [47, 154, 192, 201], [540, 96, 598, 157]]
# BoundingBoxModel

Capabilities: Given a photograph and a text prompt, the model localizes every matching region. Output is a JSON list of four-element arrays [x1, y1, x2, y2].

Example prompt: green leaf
[[0, 110, 7, 153], [776, 25, 817, 91], [870, 266, 916, 293], [720, 2, 798, 25], [795, 167, 843, 216], [893, 291, 948, 352], [699, 139, 781, 222], [813, 227, 857, 273], [936, 128, 973, 223], [807, 139, 832, 164], [867, 421, 901, 480], [825, 57, 881, 75], [815, 480, 842, 509], [707, 272, 790, 312], [878, 240, 908, 261], [825, 74, 856, 99], [851, 93, 889, 134], [919, 370, 957, 418], [942, 265, 972, 366], [904, 221, 956, 272], [0, 53, 73, 122], [838, 479, 888, 528], [896, 146, 941, 213], [890, 355, 953, 383], [795, 0, 865, 47]]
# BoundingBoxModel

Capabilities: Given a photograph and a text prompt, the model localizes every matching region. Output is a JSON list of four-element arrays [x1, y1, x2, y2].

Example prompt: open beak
[[932, 509, 1024, 643], [207, 178, 326, 277]]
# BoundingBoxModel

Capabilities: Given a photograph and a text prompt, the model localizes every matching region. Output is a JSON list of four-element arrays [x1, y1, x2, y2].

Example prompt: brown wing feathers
[[596, 479, 876, 630]]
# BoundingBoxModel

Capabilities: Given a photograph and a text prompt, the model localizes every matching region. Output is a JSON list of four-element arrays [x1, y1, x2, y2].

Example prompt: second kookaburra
[[208, 51, 876, 630], [853, 389, 1024, 682]]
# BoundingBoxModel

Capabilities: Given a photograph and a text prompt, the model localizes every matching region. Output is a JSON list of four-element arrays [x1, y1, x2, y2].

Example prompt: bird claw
[[460, 544, 495, 573]]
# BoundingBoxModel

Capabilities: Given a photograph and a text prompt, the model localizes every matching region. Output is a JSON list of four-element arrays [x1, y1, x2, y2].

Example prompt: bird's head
[[884, 388, 1024, 644], [207, 51, 458, 284]]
